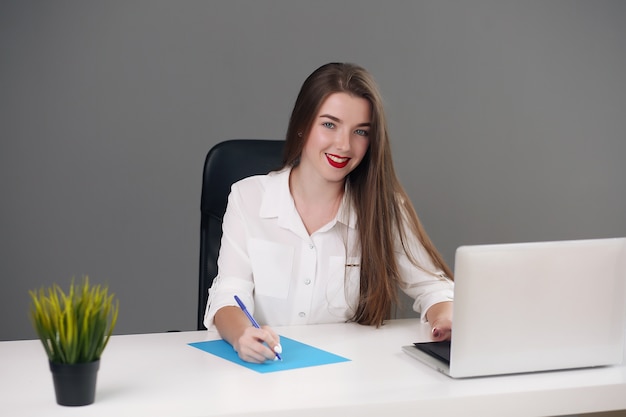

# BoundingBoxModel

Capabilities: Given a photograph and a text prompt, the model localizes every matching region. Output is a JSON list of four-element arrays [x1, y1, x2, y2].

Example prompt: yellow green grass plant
[[29, 276, 119, 364]]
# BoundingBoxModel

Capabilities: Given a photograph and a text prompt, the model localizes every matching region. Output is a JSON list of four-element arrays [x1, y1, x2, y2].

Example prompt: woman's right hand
[[233, 325, 282, 363]]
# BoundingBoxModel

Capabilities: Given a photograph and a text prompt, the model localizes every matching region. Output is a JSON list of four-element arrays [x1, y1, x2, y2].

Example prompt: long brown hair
[[282, 63, 453, 326]]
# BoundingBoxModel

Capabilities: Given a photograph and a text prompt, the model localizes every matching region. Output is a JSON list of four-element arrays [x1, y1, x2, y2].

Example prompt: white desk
[[1, 319, 625, 417]]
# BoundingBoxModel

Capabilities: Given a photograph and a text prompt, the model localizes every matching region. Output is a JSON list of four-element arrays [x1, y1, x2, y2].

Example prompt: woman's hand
[[426, 301, 453, 341], [233, 325, 282, 363], [214, 306, 282, 363]]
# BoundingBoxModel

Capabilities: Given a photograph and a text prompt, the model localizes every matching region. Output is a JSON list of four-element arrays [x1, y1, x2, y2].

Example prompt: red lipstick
[[326, 153, 350, 169]]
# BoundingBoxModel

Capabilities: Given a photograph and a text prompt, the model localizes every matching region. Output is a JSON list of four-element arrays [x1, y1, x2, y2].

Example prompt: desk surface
[[1, 319, 625, 417]]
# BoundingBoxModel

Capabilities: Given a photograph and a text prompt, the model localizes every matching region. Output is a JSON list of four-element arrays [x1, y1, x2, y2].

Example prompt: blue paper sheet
[[188, 336, 350, 373]]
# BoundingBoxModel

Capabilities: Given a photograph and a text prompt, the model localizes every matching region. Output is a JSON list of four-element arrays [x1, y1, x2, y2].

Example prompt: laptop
[[402, 237, 626, 378]]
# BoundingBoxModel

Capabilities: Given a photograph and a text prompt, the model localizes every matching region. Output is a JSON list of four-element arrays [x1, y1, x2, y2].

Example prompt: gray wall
[[1, 1, 624, 340]]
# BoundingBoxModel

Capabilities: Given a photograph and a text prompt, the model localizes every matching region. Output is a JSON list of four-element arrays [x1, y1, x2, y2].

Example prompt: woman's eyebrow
[[319, 114, 341, 122], [319, 114, 371, 127]]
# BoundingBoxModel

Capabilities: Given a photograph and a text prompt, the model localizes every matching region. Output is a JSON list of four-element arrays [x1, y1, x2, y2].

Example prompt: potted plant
[[29, 276, 119, 406]]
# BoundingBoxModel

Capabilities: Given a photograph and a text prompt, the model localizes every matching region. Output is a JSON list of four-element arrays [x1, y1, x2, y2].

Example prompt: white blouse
[[203, 168, 453, 330]]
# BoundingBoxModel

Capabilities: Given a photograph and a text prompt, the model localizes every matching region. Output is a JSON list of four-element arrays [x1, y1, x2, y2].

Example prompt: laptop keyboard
[[412, 341, 451, 364]]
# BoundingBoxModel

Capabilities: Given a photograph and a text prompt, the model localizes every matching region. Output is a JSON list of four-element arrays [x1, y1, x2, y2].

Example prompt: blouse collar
[[259, 167, 357, 231]]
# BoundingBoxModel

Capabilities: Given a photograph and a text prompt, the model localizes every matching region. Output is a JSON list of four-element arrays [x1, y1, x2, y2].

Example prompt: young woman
[[204, 63, 454, 363]]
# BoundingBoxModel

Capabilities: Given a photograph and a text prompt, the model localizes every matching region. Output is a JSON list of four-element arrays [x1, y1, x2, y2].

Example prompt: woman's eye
[[322, 122, 335, 129], [355, 129, 369, 137]]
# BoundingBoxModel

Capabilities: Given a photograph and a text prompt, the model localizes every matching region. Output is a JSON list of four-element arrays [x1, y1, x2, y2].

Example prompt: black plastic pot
[[49, 359, 100, 406]]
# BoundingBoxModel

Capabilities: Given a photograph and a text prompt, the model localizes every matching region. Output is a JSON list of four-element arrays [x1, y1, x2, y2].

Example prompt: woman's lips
[[326, 153, 350, 168]]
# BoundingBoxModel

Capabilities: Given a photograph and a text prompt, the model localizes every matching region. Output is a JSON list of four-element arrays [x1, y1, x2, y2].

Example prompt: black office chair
[[198, 139, 285, 330]]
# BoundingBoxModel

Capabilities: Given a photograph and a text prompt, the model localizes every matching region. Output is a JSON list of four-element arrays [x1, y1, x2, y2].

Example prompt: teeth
[[327, 154, 348, 163]]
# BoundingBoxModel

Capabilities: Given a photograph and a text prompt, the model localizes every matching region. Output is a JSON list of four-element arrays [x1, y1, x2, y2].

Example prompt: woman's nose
[[335, 129, 351, 151]]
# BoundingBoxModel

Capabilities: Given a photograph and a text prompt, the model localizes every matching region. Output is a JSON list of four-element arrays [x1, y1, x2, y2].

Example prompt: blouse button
[[309, 243, 314, 249], [299, 312, 306, 318], [304, 279, 311, 285]]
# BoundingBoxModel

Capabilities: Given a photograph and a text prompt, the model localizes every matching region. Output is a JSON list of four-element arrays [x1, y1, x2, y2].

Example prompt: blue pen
[[234, 295, 283, 361]]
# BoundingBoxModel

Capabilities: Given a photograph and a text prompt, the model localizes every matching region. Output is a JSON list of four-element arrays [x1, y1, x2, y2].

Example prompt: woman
[[204, 62, 454, 363]]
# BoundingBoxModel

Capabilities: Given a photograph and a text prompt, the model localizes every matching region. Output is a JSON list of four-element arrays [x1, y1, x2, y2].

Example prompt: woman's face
[[299, 92, 371, 184]]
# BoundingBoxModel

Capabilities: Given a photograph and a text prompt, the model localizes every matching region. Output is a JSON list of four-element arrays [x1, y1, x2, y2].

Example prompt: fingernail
[[274, 344, 282, 354], [432, 328, 441, 338]]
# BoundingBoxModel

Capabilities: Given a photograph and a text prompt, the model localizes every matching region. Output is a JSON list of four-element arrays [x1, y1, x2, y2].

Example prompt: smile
[[326, 153, 350, 168]]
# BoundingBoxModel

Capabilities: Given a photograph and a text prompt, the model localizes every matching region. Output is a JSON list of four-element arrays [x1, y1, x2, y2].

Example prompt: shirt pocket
[[326, 256, 361, 314], [248, 238, 294, 299]]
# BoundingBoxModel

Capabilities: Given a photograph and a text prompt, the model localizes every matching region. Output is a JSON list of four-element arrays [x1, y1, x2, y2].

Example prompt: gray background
[[1, 1, 624, 341]]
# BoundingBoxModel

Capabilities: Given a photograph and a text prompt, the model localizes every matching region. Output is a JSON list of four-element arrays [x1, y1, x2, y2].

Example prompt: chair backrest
[[198, 139, 285, 330]]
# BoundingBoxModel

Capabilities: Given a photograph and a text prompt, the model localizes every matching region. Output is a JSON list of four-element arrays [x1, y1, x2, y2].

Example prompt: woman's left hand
[[426, 301, 453, 341]]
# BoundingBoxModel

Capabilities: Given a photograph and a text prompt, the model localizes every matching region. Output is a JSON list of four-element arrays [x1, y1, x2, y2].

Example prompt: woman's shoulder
[[231, 168, 290, 197]]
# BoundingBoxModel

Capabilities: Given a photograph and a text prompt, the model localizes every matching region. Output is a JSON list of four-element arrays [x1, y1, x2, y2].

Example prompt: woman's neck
[[289, 166, 345, 235]]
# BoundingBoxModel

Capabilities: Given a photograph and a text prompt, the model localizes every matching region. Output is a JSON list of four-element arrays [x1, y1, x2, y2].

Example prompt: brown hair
[[283, 63, 453, 326]]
